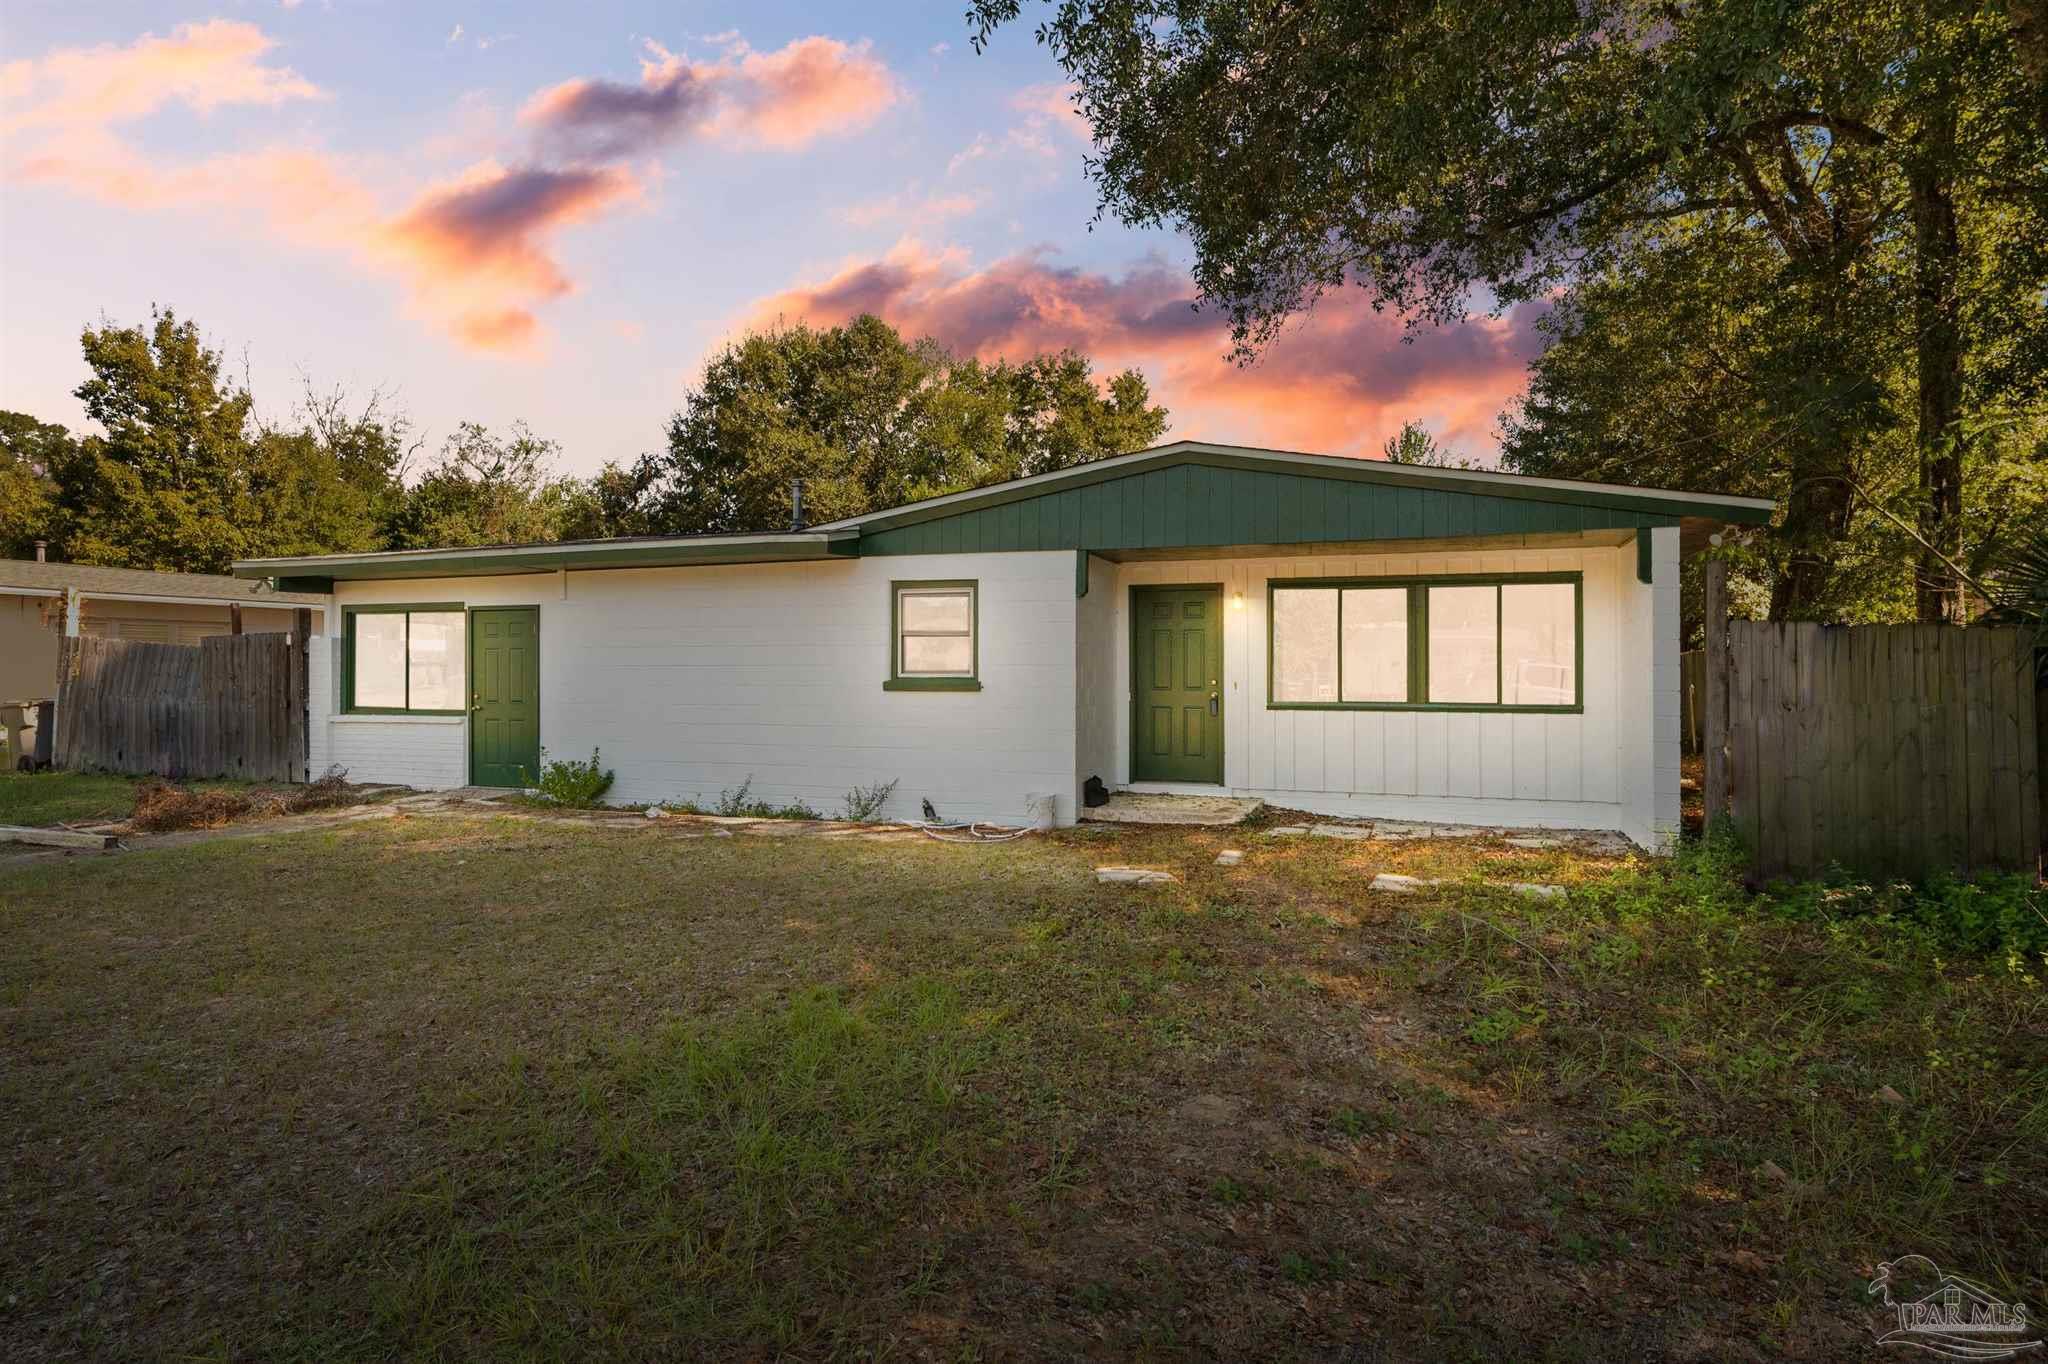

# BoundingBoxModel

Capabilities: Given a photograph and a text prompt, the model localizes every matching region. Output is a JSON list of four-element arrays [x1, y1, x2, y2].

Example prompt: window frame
[[1265, 572, 1582, 714], [884, 579, 981, 692], [343, 603, 469, 715]]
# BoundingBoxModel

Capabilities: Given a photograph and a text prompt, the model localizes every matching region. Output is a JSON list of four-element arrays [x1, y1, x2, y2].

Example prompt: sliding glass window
[[346, 607, 466, 713]]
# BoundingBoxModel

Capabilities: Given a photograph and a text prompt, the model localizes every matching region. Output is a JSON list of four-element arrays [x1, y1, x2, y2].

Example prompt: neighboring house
[[0, 555, 329, 700], [234, 440, 1774, 849]]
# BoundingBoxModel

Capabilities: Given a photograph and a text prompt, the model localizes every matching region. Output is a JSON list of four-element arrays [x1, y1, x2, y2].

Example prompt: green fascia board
[[859, 460, 1693, 557], [235, 531, 860, 582]]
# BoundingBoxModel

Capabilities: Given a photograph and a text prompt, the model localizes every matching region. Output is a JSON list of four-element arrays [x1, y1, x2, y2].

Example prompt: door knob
[[1208, 691, 1219, 716]]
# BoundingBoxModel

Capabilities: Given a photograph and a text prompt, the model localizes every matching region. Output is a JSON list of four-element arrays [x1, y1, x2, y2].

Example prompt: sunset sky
[[1, 3, 1544, 477]]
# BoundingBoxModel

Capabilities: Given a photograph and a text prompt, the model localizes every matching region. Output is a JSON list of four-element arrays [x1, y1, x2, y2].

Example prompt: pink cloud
[[7, 24, 898, 355], [0, 19, 322, 132], [521, 35, 898, 159], [376, 162, 641, 352], [746, 242, 1542, 457], [839, 187, 985, 229], [1009, 82, 1090, 145]]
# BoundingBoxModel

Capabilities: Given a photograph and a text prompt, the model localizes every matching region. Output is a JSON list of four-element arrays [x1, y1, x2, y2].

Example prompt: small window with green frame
[[885, 580, 980, 691], [1267, 573, 1581, 712], [345, 605, 467, 713]]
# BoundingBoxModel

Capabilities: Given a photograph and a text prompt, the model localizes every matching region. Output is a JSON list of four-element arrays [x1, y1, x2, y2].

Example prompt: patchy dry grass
[[0, 813, 2041, 1362]]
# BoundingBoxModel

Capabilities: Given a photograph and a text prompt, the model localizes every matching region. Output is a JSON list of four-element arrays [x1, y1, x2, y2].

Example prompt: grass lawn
[[1, 814, 2041, 1361], [0, 771, 266, 829], [0, 771, 153, 827]]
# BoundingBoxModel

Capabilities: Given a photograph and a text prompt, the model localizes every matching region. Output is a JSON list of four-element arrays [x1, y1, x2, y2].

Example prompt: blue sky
[[1, 2, 1539, 476]]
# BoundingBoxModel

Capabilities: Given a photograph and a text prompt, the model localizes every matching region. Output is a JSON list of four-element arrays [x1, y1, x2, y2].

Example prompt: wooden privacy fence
[[54, 631, 309, 782], [1707, 619, 2041, 880]]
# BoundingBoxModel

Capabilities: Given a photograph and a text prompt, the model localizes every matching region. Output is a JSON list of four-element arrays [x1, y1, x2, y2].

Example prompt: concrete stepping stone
[[1505, 836, 1564, 849], [1214, 850, 1243, 867], [1510, 882, 1567, 900], [1263, 826, 1308, 837], [1096, 866, 1179, 884], [1309, 824, 1373, 840], [1369, 873, 1438, 894]]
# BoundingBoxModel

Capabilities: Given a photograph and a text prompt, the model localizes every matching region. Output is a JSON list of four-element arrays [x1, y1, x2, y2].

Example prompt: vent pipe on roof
[[790, 478, 806, 531], [34, 540, 46, 563]]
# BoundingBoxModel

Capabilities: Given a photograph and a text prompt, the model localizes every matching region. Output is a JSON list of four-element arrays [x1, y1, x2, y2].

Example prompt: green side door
[[1130, 585, 1224, 784], [468, 607, 539, 787]]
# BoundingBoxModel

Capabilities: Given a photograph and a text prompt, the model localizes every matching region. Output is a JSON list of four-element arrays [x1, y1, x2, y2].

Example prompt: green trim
[[275, 575, 334, 593], [887, 579, 979, 691], [1075, 549, 1090, 599], [1266, 572, 1584, 713], [342, 603, 468, 715], [1636, 531, 1654, 584], [882, 677, 983, 692]]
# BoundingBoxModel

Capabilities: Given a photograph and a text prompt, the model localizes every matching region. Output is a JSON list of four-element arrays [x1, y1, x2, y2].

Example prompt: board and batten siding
[[1084, 530, 1679, 848], [307, 552, 1082, 825]]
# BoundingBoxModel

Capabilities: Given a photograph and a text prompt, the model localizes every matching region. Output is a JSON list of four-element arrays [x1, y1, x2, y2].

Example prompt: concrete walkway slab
[[1080, 793, 1264, 827]]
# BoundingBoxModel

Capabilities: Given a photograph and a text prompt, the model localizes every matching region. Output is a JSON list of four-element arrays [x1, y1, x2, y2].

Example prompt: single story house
[[1, 555, 328, 701], [234, 441, 1773, 849]]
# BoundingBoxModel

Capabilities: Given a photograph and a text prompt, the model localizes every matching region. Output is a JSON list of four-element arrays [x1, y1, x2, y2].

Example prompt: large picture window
[[1268, 575, 1579, 711], [346, 607, 466, 713], [885, 581, 981, 691]]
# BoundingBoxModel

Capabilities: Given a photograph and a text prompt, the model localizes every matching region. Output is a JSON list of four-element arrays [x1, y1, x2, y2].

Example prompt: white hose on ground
[[916, 820, 1036, 844]]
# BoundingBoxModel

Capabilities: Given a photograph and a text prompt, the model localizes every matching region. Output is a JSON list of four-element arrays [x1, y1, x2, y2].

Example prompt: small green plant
[[1465, 1005, 1543, 1046], [1209, 1174, 1248, 1205], [714, 775, 820, 820], [840, 778, 899, 822], [714, 776, 758, 816], [521, 748, 614, 808]]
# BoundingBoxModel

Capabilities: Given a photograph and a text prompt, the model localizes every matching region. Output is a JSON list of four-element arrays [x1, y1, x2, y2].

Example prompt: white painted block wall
[[312, 552, 1080, 826], [308, 537, 1679, 847]]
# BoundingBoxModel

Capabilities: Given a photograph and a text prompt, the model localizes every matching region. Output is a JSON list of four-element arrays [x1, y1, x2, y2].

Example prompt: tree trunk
[[1911, 122, 1967, 623], [1769, 466, 1856, 619]]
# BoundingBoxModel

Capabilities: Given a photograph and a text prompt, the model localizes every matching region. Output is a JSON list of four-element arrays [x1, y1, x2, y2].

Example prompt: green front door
[[1130, 585, 1224, 784], [469, 607, 539, 787]]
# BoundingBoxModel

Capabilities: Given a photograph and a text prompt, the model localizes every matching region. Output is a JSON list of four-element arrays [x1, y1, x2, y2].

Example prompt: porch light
[[1231, 591, 1245, 610]]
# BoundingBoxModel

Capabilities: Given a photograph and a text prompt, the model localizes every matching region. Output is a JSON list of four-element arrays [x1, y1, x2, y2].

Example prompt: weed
[[520, 748, 615, 808], [1209, 1175, 1249, 1205], [840, 778, 899, 822], [714, 775, 820, 820]]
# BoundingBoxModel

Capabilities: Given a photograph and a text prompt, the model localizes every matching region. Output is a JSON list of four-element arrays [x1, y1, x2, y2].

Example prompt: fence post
[[291, 608, 311, 783], [1702, 555, 1730, 827]]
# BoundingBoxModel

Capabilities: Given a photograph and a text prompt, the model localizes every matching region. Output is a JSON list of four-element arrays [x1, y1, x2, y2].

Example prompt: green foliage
[[381, 421, 584, 550], [970, 0, 2048, 623], [521, 747, 616, 808], [840, 778, 899, 822], [1380, 419, 1476, 470], [714, 775, 819, 821], [0, 412, 65, 560], [630, 314, 1168, 534], [12, 312, 422, 571], [1764, 871, 2048, 963]]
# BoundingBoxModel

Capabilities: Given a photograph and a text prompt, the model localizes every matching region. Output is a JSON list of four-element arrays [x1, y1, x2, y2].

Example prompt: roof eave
[[231, 530, 861, 583]]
